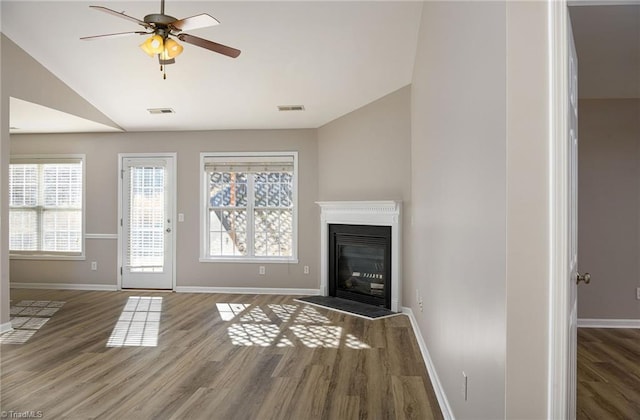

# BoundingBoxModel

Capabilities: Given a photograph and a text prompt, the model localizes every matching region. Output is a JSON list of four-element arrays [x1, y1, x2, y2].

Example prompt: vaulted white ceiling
[[3, 2, 639, 134], [3, 0, 423, 132]]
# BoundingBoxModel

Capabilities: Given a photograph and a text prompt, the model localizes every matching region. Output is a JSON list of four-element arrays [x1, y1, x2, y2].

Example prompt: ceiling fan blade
[[80, 31, 149, 41], [177, 33, 241, 58], [170, 14, 220, 32], [90, 5, 151, 29]]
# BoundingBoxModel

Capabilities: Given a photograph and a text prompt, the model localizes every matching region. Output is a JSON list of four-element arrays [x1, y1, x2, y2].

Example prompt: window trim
[[199, 151, 298, 264], [9, 154, 86, 260]]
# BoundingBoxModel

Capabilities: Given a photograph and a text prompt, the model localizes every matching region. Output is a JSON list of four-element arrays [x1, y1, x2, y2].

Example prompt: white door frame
[[117, 152, 177, 290], [549, 0, 574, 418]]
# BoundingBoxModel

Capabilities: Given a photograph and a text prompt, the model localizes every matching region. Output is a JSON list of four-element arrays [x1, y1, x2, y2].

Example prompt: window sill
[[10, 254, 86, 261], [199, 257, 299, 264]]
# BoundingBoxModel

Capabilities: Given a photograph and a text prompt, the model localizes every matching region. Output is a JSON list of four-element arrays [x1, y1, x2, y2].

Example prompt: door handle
[[576, 272, 591, 285], [166, 227, 172, 233]]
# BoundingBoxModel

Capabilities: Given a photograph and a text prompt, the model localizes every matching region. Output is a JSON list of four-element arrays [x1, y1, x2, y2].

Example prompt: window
[[9, 156, 84, 258], [201, 153, 297, 262]]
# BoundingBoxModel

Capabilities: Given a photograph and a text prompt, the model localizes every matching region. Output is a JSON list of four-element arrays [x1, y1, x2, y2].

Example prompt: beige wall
[[578, 99, 640, 320], [10, 130, 319, 290], [411, 1, 552, 418], [317, 85, 412, 304], [318, 85, 411, 202]]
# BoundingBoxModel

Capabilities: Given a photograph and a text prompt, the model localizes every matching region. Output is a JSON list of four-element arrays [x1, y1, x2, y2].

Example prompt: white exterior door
[[567, 15, 579, 420], [120, 155, 175, 290]]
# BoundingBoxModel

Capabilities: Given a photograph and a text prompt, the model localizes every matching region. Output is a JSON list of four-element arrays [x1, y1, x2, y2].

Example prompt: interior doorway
[[568, 2, 640, 418]]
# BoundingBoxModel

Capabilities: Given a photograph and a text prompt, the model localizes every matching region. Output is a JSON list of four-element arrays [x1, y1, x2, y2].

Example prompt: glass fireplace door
[[329, 224, 391, 308]]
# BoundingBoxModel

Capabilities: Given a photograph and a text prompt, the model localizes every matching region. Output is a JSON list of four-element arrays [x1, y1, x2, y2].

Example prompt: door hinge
[[120, 218, 123, 227], [121, 169, 125, 179], [120, 267, 123, 275]]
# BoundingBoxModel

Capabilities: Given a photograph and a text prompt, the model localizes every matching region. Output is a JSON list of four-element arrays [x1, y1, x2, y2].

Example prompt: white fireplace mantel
[[316, 201, 402, 312]]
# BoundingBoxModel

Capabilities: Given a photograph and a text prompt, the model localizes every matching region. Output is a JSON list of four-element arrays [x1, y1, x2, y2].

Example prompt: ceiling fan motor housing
[[144, 13, 178, 27]]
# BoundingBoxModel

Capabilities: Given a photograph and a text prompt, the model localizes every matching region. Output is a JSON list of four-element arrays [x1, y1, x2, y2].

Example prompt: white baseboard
[[10, 282, 118, 291], [578, 318, 640, 329], [175, 286, 321, 296], [402, 306, 453, 420], [0, 322, 13, 335], [10, 283, 320, 295]]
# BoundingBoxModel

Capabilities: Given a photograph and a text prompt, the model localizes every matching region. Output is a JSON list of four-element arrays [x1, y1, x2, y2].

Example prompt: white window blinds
[[203, 155, 294, 173], [9, 157, 83, 256], [126, 164, 166, 272]]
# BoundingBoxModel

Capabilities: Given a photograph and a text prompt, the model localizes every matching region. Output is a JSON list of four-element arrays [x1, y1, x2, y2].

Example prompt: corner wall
[[578, 98, 640, 320], [317, 85, 412, 304]]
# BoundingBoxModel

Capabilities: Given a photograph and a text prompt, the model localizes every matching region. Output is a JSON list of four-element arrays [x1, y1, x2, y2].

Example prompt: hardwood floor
[[1, 289, 442, 420], [577, 327, 640, 419]]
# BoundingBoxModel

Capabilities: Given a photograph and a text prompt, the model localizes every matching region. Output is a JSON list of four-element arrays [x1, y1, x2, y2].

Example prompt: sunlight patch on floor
[[219, 303, 370, 349], [1, 300, 65, 345], [106, 296, 162, 347], [216, 303, 251, 321]]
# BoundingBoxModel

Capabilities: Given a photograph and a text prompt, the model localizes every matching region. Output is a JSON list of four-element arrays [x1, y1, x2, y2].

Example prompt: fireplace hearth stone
[[295, 296, 398, 320]]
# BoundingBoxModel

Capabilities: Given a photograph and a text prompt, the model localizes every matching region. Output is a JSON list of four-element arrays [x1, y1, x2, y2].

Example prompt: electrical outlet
[[636, 287, 640, 300], [304, 265, 310, 274], [259, 266, 266, 275], [91, 261, 97, 271], [462, 372, 468, 401], [178, 213, 185, 222]]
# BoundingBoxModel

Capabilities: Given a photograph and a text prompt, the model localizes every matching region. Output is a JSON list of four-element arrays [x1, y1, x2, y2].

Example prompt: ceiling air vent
[[147, 108, 175, 114], [278, 105, 305, 112]]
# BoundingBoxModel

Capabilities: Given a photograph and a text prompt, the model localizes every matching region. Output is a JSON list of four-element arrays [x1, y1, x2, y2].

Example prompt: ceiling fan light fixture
[[163, 38, 183, 59], [140, 34, 164, 57]]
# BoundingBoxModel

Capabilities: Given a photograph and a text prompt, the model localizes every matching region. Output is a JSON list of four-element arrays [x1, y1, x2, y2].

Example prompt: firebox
[[328, 224, 391, 309]]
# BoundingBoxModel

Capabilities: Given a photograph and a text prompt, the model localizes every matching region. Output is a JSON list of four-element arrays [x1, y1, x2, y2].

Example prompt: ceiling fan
[[81, 0, 241, 78]]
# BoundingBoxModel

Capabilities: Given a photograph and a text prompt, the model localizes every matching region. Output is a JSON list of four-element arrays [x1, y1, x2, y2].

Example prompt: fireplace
[[329, 224, 391, 308], [317, 201, 402, 312]]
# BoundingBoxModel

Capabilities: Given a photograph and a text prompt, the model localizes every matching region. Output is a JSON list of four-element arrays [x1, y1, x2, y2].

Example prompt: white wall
[[410, 1, 552, 418], [411, 2, 506, 417], [578, 99, 640, 320]]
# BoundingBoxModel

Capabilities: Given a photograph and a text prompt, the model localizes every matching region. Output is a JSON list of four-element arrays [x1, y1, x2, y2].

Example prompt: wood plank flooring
[[1, 289, 442, 420], [577, 327, 640, 420]]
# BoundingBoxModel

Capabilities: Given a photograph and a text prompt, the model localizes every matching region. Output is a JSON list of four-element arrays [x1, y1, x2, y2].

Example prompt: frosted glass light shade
[[140, 35, 164, 57], [164, 38, 184, 59]]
